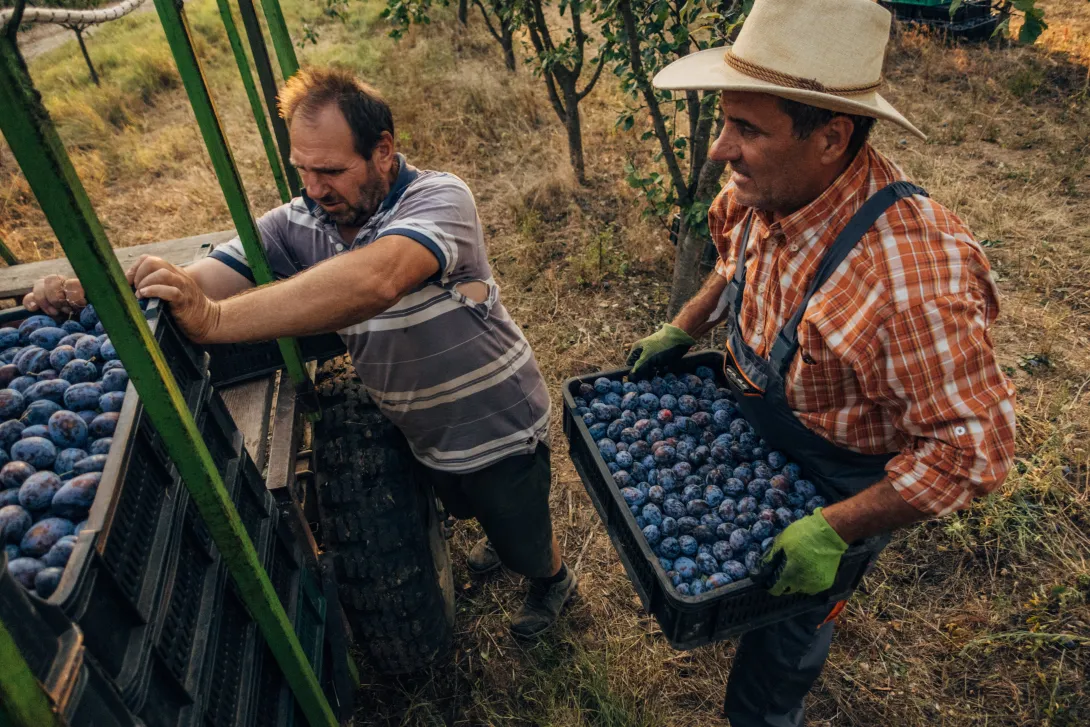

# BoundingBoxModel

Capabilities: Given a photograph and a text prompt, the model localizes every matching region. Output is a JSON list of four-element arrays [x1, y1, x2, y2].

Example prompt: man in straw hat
[[625, 0, 1016, 721]]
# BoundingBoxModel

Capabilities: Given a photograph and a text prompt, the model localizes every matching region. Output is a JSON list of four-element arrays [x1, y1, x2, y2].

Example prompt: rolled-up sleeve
[[877, 293, 1017, 516]]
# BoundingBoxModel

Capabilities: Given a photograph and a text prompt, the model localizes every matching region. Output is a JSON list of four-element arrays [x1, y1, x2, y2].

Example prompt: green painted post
[[257, 0, 300, 80], [0, 617, 59, 727], [0, 37, 336, 727], [215, 0, 291, 203], [236, 0, 301, 197], [149, 0, 310, 389], [0, 233, 18, 266]]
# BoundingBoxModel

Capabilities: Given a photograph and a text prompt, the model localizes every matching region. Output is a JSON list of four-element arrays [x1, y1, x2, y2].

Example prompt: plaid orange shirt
[[711, 144, 1016, 516]]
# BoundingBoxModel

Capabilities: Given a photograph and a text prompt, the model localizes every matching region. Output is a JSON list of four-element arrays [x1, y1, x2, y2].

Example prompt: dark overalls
[[718, 182, 928, 726]]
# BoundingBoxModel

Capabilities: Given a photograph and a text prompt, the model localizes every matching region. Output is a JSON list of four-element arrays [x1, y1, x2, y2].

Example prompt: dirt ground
[[1, 0, 1088, 724]]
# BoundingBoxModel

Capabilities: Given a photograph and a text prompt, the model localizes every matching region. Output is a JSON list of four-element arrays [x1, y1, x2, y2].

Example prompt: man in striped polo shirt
[[27, 67, 575, 639]]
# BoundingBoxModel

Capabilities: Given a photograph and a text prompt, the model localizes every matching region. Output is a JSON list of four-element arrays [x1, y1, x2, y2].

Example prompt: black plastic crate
[[0, 553, 141, 727], [206, 333, 347, 386], [562, 351, 884, 649], [201, 578, 259, 727]]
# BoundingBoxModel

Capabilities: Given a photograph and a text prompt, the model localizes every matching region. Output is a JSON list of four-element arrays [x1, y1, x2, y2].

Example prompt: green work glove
[[626, 324, 695, 380], [758, 508, 848, 597]]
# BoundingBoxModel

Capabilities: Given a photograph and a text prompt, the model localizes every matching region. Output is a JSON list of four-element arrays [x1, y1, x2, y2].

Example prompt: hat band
[[724, 51, 881, 96]]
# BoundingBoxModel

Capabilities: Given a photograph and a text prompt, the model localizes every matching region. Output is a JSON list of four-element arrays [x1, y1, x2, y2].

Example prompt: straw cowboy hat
[[653, 0, 925, 140]]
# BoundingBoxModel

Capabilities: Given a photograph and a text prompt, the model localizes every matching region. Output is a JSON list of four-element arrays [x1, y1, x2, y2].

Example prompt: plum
[[63, 382, 102, 411], [641, 503, 663, 527], [721, 560, 747, 581], [79, 305, 99, 330], [18, 315, 56, 341], [674, 557, 698, 580], [60, 359, 97, 384], [712, 540, 733, 562], [0, 504, 33, 543], [42, 538, 76, 569], [8, 375, 37, 394], [0, 327, 18, 349], [24, 379, 70, 405], [0, 461, 35, 490], [21, 425, 49, 439], [660, 517, 678, 538], [54, 448, 88, 476], [8, 557, 45, 589], [22, 400, 60, 426], [34, 566, 64, 598], [99, 337, 118, 361], [11, 437, 56, 469], [0, 389, 25, 419], [47, 410, 89, 450], [686, 499, 710, 518], [20, 517, 75, 557], [0, 490, 19, 507], [658, 537, 681, 559], [89, 413, 118, 438], [15, 346, 51, 375], [642, 524, 662, 547], [751, 520, 774, 540], [28, 327, 67, 350], [73, 336, 101, 361], [57, 333, 82, 348], [696, 552, 719, 576], [678, 535, 698, 556], [662, 498, 686, 519], [0, 364, 20, 388], [60, 320, 85, 334], [88, 438, 112, 456], [51, 473, 100, 520], [48, 345, 77, 371], [101, 360, 125, 374], [18, 471, 63, 511]]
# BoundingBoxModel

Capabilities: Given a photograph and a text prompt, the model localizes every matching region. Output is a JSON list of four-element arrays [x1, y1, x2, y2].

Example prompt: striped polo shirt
[[209, 155, 551, 473]]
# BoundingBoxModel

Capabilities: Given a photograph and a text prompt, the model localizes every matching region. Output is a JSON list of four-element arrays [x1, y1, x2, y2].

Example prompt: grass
[[2, 0, 1090, 724]]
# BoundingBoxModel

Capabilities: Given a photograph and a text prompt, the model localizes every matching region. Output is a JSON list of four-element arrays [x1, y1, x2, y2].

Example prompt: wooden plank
[[219, 374, 275, 471], [0, 229, 235, 299], [266, 374, 300, 495]]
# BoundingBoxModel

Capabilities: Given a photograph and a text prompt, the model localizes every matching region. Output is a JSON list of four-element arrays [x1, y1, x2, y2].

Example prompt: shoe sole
[[466, 559, 503, 575]]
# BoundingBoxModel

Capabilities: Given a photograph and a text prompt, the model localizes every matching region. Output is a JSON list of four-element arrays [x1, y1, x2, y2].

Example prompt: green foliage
[[297, 0, 352, 47], [950, 0, 1048, 45], [382, 0, 443, 38]]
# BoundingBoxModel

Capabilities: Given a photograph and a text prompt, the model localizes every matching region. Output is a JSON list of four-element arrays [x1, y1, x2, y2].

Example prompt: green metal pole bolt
[[0, 616, 59, 727], [215, 0, 291, 203], [236, 0, 301, 198], [150, 0, 310, 390], [0, 37, 336, 727], [257, 0, 300, 80]]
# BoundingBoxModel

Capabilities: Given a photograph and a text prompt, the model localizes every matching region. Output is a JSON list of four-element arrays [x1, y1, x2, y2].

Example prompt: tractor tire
[[312, 357, 455, 675]]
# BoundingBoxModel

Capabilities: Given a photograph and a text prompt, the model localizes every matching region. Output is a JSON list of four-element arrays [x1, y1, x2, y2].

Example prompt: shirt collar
[[756, 144, 874, 251], [301, 152, 419, 225]]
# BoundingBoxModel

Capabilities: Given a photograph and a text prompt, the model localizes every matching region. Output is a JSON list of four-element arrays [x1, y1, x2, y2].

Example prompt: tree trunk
[[667, 157, 728, 317], [74, 28, 100, 86], [458, 0, 469, 24], [562, 82, 586, 184], [501, 25, 515, 71]]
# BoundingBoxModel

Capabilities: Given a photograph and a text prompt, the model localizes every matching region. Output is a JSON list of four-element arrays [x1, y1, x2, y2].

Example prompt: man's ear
[[373, 131, 396, 174], [819, 116, 855, 165]]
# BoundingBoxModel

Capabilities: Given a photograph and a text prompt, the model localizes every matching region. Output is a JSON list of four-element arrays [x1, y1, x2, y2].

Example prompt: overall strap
[[728, 212, 756, 309], [768, 181, 928, 375]]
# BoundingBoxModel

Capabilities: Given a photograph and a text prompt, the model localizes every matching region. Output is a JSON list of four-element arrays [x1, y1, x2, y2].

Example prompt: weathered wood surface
[[219, 374, 276, 471], [0, 230, 234, 299]]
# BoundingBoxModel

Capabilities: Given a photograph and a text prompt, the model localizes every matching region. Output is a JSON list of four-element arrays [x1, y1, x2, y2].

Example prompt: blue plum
[[21, 425, 49, 439], [674, 557, 698, 580], [0, 462, 35, 490], [60, 359, 97, 384], [660, 517, 678, 538], [8, 375, 37, 393], [8, 557, 45, 589], [15, 346, 50, 375], [0, 490, 19, 507], [19, 517, 75, 557], [60, 320, 85, 334], [24, 379, 69, 405], [73, 336, 101, 361], [0, 504, 32, 543], [100, 368, 128, 394], [658, 537, 681, 559], [34, 566, 64, 598], [99, 337, 118, 360], [720, 560, 747, 581], [89, 413, 118, 438], [0, 389, 25, 419], [11, 437, 56, 469], [48, 410, 89, 449], [18, 471, 63, 511], [51, 473, 100, 520], [642, 524, 661, 547], [0, 364, 19, 387], [88, 438, 111, 456], [678, 535, 698, 556], [28, 327, 67, 350], [0, 328, 18, 348], [48, 345, 77, 371], [63, 382, 102, 411], [54, 448, 88, 475], [42, 538, 76, 568]]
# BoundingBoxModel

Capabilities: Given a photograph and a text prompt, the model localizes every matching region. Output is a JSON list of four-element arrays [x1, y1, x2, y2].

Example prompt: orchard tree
[[474, 0, 517, 71], [517, 0, 606, 184], [600, 0, 749, 315]]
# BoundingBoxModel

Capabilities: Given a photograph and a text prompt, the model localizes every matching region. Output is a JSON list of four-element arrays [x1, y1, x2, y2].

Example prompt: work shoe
[[467, 537, 502, 574], [510, 565, 577, 639]]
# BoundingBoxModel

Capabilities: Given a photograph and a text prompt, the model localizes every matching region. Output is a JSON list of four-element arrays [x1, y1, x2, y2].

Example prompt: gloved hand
[[758, 508, 847, 596], [626, 324, 695, 380]]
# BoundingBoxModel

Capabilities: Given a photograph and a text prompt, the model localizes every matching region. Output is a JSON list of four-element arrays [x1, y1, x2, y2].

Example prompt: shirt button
[[954, 425, 967, 436], [335, 243, 345, 252], [789, 244, 800, 252]]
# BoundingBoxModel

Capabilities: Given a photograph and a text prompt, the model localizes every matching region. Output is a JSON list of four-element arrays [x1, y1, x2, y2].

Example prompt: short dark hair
[[775, 98, 875, 159], [278, 67, 394, 160]]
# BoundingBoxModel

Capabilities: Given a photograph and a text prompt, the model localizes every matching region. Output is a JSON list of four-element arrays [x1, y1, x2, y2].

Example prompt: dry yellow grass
[[1, 0, 1088, 724]]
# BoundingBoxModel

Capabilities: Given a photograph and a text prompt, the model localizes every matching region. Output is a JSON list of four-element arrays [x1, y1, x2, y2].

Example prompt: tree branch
[[473, 0, 503, 44], [576, 52, 606, 101], [570, 0, 585, 77], [617, 0, 689, 206]]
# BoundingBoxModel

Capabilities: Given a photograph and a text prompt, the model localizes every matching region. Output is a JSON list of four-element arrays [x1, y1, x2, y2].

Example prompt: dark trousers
[[411, 444, 556, 579], [723, 603, 837, 726]]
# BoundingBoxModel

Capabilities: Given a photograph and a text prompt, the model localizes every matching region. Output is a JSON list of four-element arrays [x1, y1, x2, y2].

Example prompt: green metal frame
[[215, 0, 291, 203], [0, 6, 335, 727], [0, 615, 59, 727], [259, 0, 301, 80], [0, 233, 17, 266], [149, 0, 311, 390], [236, 0, 302, 197]]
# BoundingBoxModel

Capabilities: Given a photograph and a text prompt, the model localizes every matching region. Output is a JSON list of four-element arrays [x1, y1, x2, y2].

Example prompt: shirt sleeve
[[376, 175, 482, 282], [207, 205, 301, 282], [876, 291, 1017, 516]]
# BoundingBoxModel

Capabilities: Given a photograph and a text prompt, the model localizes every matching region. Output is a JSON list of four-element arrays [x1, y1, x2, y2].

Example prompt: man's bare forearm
[[821, 479, 927, 543], [673, 272, 730, 339]]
